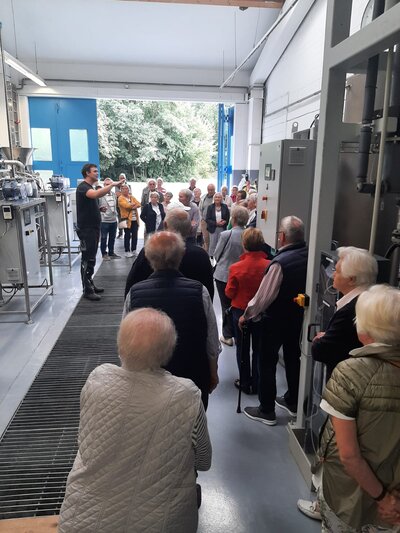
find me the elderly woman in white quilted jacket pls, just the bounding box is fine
[59,308,211,533]
[316,284,400,532]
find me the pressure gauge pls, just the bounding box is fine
[361,0,375,28]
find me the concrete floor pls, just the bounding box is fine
[0,237,319,532]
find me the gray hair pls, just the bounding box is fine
[356,284,400,344]
[148,178,156,185]
[337,246,378,287]
[280,216,305,243]
[248,193,257,203]
[149,191,160,200]
[118,308,177,371]
[145,231,185,271]
[119,173,126,179]
[179,188,193,202]
[165,208,191,239]
[231,205,249,228]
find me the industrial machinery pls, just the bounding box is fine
[286,1,400,487]
[40,189,79,271]
[0,150,53,323]
[256,139,316,249]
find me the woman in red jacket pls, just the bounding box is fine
[225,228,270,394]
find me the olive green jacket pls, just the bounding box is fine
[319,343,400,531]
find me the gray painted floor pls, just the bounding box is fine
[0,237,319,532]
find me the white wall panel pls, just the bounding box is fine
[261,0,369,144]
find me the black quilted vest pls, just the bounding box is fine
[128,270,210,392]
[264,241,308,322]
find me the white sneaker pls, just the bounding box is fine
[297,499,322,521]
[125,252,133,258]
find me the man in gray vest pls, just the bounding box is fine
[123,231,221,409]
[240,216,308,426]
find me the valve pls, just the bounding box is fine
[293,293,309,308]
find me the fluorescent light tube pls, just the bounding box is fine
[3,51,46,87]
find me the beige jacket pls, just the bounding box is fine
[59,364,207,533]
[319,344,400,530]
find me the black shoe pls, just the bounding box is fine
[108,253,121,259]
[275,396,297,417]
[243,406,276,426]
[196,483,202,509]
[83,292,101,301]
[90,282,104,294]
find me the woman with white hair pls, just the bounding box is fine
[140,190,166,236]
[205,192,230,257]
[312,246,378,378]
[315,284,400,532]
[59,308,211,533]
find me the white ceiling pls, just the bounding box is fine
[0,0,280,82]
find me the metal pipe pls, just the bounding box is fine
[0,159,25,171]
[362,55,380,124]
[220,0,300,89]
[0,23,14,163]
[369,47,394,253]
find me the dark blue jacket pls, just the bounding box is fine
[265,241,308,322]
[312,296,362,378]
[127,270,210,394]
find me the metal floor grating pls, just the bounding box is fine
[0,261,132,519]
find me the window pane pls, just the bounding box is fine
[69,129,88,162]
[31,128,52,161]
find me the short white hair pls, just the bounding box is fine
[356,284,400,344]
[280,216,304,243]
[145,231,185,271]
[118,308,177,371]
[337,246,378,287]
[148,179,156,185]
[149,191,160,200]
[119,173,126,179]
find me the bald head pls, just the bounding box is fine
[164,208,191,238]
[118,308,177,371]
[145,231,185,271]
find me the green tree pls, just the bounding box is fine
[97,100,217,181]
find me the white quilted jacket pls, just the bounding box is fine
[58,364,202,533]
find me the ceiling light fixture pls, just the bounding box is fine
[3,51,46,87]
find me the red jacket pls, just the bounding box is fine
[225,251,270,310]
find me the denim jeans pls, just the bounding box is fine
[100,222,117,256]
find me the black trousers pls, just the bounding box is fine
[124,221,139,252]
[215,279,233,339]
[258,317,302,413]
[231,307,260,391]
[77,227,100,294]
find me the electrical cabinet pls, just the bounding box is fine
[41,190,74,247]
[256,140,316,248]
[0,200,41,285]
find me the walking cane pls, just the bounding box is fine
[236,322,248,414]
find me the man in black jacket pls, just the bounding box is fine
[123,231,220,409]
[240,216,308,426]
[124,208,214,300]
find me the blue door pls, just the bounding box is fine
[28,97,100,187]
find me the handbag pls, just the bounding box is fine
[118,219,128,229]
